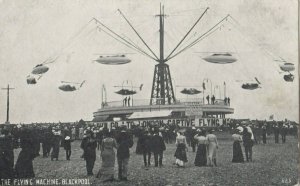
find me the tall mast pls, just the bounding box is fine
[2,84,14,124]
[159,5,164,62]
[150,4,175,105]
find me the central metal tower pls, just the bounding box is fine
[150,5,175,105]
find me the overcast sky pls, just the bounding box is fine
[0,0,298,123]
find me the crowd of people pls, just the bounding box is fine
[0,119,297,182]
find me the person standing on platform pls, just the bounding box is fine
[97,131,117,182]
[194,130,208,167]
[152,130,166,167]
[174,132,188,167]
[206,95,210,104]
[227,97,230,106]
[123,97,127,107]
[211,95,215,105]
[232,128,244,163]
[128,97,131,107]
[207,130,218,166]
[81,130,97,176]
[116,126,133,181]
[224,97,228,105]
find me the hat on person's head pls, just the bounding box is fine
[236,126,243,133]
[192,127,196,130]
[65,136,70,140]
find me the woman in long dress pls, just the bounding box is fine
[97,131,117,182]
[206,130,218,167]
[194,130,208,166]
[174,132,188,167]
[232,129,244,163]
[15,129,37,178]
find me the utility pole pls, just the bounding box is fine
[1,84,14,124]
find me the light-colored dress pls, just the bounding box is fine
[97,137,117,181]
[206,134,218,166]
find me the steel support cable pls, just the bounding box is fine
[166,7,209,60]
[63,26,98,53]
[178,15,230,52]
[227,15,278,59]
[117,9,159,61]
[43,19,97,65]
[166,14,230,61]
[98,27,151,58]
[167,25,222,63]
[93,17,156,59]
[92,17,157,61]
[57,19,96,56]
[121,35,152,58]
[166,17,199,53]
[166,21,226,61]
[226,18,282,75]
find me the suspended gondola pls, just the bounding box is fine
[283,73,294,82]
[180,88,202,95]
[241,77,261,90]
[201,52,237,64]
[31,57,57,75]
[26,75,37,85]
[115,88,137,95]
[59,80,86,92]
[94,54,132,65]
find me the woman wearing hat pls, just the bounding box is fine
[232,128,244,163]
[97,131,117,182]
[174,132,188,167]
[194,130,208,166]
[206,129,218,166]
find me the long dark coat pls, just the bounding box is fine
[15,130,36,178]
[81,137,97,161]
[151,135,166,153]
[140,134,153,153]
[116,131,133,159]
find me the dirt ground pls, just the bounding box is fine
[13,132,298,186]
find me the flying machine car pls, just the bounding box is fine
[180,88,201,95]
[115,89,137,95]
[59,80,86,92]
[26,75,37,84]
[279,63,295,72]
[94,54,132,65]
[274,58,295,72]
[31,57,57,75]
[241,77,261,90]
[32,64,49,74]
[114,83,143,95]
[283,74,294,82]
[201,53,237,64]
